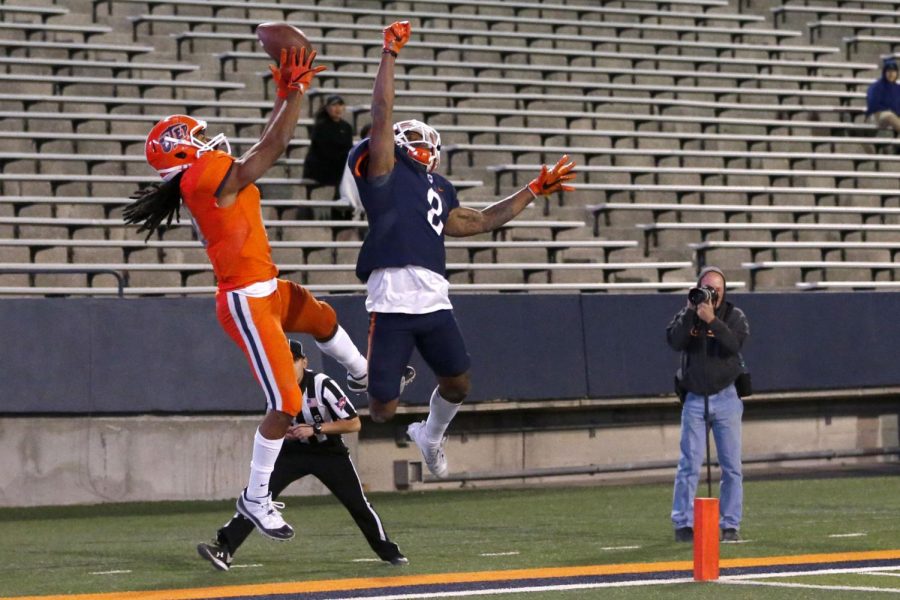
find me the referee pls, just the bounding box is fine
[198,339,409,570]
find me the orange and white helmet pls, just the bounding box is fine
[145,115,231,180]
[393,119,440,173]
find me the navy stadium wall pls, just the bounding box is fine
[1,293,898,413]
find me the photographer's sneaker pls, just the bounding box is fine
[407,421,448,478]
[399,366,416,396]
[197,541,232,571]
[236,489,294,541]
[346,371,368,393]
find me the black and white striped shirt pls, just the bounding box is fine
[291,369,357,454]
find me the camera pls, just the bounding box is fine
[688,285,719,307]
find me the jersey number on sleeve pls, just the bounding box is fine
[426,188,444,235]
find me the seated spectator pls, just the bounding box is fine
[303,95,354,198]
[866,57,900,135]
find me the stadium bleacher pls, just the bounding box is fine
[0,0,898,295]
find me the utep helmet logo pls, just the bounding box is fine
[159,123,189,152]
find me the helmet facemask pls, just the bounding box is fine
[393,119,441,173]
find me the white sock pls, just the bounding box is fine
[246,428,284,502]
[316,325,367,379]
[424,386,460,442]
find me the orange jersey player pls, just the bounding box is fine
[124,47,369,542]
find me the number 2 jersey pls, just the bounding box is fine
[179,150,278,291]
[349,140,459,284]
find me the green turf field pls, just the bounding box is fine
[0,474,897,598]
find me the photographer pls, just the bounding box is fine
[666,266,750,543]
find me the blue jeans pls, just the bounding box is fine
[671,384,743,530]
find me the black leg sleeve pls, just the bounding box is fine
[311,453,403,561]
[218,449,308,556]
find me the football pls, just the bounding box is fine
[256,22,313,62]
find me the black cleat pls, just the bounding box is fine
[197,541,232,571]
[384,554,409,566]
[721,528,741,542]
[674,527,694,543]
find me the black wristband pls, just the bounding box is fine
[383,48,398,58]
[313,422,323,435]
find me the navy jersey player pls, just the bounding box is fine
[349,21,576,477]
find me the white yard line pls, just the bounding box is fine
[330,577,695,600]
[723,565,900,581]
[480,552,520,557]
[89,570,132,576]
[599,546,642,551]
[723,580,900,593]
[829,533,868,538]
[230,563,264,569]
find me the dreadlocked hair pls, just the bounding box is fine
[123,172,184,242]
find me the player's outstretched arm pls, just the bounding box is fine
[445,155,576,237]
[217,47,325,206]
[368,20,410,180]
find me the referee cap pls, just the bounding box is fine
[289,339,305,360]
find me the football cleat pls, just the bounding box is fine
[399,366,416,396]
[346,371,368,393]
[197,541,232,571]
[407,421,448,478]
[384,554,409,566]
[236,489,294,541]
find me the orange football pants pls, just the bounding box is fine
[216,279,337,416]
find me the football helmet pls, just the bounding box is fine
[145,115,231,180]
[393,119,440,173]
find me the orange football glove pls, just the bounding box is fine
[269,47,327,99]
[528,154,577,197]
[383,21,411,56]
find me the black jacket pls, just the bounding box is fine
[303,117,354,185]
[667,301,750,395]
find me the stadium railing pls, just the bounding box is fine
[176,28,836,62]
[742,260,900,290]
[774,4,900,29]
[0,21,111,41]
[0,56,197,79]
[128,12,799,47]
[1,238,637,265]
[494,163,896,192]
[0,260,693,287]
[126,3,781,40]
[0,73,243,101]
[0,39,155,61]
[690,240,900,267]
[638,221,900,254]
[589,202,900,233]
[576,183,900,207]
[0,280,747,297]
[0,216,578,242]
[0,4,69,23]
[443,144,890,176]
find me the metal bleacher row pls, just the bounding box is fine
[1,0,900,295]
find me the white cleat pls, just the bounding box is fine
[346,371,368,393]
[236,489,294,541]
[407,420,448,478]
